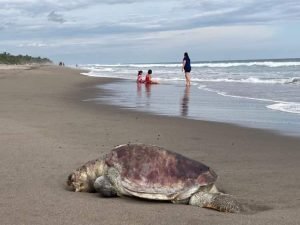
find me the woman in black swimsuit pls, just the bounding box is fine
[182,52,191,86]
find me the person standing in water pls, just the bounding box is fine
[182,52,191,86]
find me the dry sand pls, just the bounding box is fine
[0,65,299,225]
[0,64,39,70]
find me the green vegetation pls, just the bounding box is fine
[0,52,52,64]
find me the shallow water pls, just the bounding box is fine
[79,59,300,136]
[85,80,300,137]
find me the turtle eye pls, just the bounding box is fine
[67,173,75,186]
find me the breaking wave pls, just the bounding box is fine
[193,77,300,85]
[267,102,300,114]
[80,60,300,69]
[197,85,300,114]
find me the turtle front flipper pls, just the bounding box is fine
[106,167,128,197]
[189,192,241,213]
[94,176,117,197]
[94,167,126,197]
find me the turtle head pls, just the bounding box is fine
[67,170,91,192]
[67,158,107,192]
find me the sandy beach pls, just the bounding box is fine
[0,65,300,225]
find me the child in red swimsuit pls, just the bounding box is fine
[145,69,159,84]
[145,69,152,84]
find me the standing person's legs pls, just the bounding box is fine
[185,72,191,86]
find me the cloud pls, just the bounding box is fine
[48,11,66,23]
[1,0,300,63]
[1,0,300,32]
[18,42,48,47]
[182,0,300,24]
[2,0,299,45]
[5,24,272,50]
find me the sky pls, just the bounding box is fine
[1,0,300,64]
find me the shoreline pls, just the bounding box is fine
[1,65,300,225]
[83,77,300,138]
[78,60,300,137]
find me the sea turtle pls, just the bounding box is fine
[67,144,240,213]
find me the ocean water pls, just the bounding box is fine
[78,59,300,136]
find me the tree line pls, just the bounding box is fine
[0,52,52,64]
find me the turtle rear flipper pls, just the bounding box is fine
[189,192,241,213]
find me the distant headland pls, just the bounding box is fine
[0,52,52,65]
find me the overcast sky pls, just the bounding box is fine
[1,0,300,63]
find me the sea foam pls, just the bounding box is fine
[267,102,300,114]
[197,85,300,114]
[84,61,300,68]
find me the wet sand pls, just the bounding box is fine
[0,65,299,225]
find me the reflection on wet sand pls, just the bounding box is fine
[181,86,190,116]
[137,83,142,97]
[145,83,151,107]
[136,83,152,107]
[145,83,151,98]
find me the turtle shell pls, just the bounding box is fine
[104,144,217,200]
